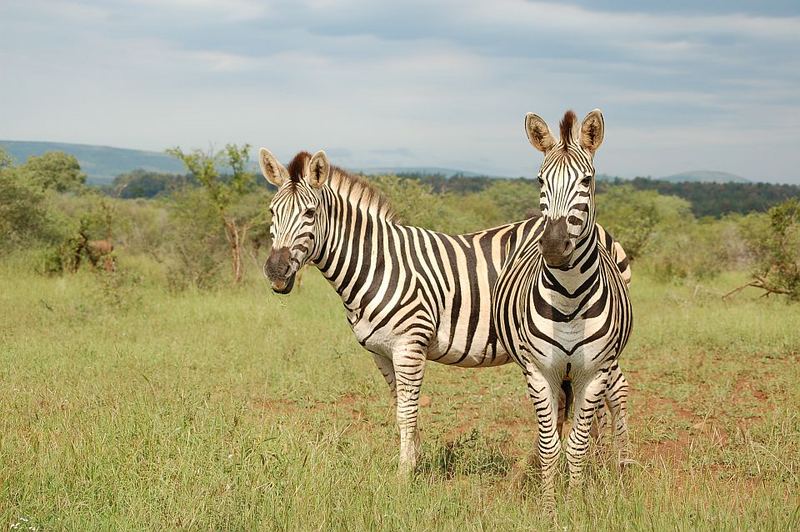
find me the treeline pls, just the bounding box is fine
[617,178,800,218]
[108,168,800,219]
[2,147,799,299]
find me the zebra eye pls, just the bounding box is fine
[581,175,592,186]
[304,208,316,217]
[537,176,544,187]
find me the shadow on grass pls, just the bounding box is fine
[418,428,514,480]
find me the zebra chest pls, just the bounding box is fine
[345,307,396,357]
[526,308,622,369]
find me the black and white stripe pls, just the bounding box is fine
[259,147,631,476]
[493,110,633,511]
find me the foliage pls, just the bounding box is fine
[607,177,800,218]
[21,151,87,192]
[112,169,193,199]
[596,185,692,262]
[0,166,54,250]
[371,175,470,234]
[163,187,228,291]
[738,199,800,299]
[167,144,268,285]
[372,176,539,234]
[0,147,14,169]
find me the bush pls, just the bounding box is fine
[0,165,62,252]
[164,187,228,291]
[739,199,800,299]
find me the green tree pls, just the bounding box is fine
[0,147,14,169]
[167,144,266,284]
[22,151,86,192]
[112,169,190,199]
[0,165,53,250]
[737,199,800,300]
[597,186,692,261]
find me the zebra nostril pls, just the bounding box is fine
[563,240,574,256]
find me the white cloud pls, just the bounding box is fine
[129,0,267,21]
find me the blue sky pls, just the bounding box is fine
[1,1,799,183]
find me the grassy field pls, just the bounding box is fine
[1,258,799,530]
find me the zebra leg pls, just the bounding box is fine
[525,369,561,513]
[393,346,426,476]
[371,353,397,414]
[565,369,610,489]
[604,362,633,468]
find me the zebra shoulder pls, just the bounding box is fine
[595,223,632,286]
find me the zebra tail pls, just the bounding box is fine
[561,379,573,420]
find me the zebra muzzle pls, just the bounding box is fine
[265,247,296,293]
[540,217,574,267]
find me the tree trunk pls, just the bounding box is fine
[224,219,251,285]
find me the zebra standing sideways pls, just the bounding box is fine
[493,109,633,511]
[259,147,630,476]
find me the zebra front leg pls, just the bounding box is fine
[371,353,397,416]
[393,345,426,476]
[525,369,561,514]
[566,368,610,489]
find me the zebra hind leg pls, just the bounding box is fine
[393,345,427,477]
[371,353,397,419]
[605,362,633,469]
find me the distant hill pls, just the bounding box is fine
[354,166,496,178]
[0,140,186,184]
[659,170,750,184]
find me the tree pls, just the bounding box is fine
[0,165,53,250]
[167,144,266,284]
[596,186,692,261]
[112,169,191,199]
[22,151,86,192]
[734,199,800,300]
[0,148,13,169]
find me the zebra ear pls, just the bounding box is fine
[580,109,604,155]
[259,147,288,187]
[307,150,330,189]
[525,113,555,153]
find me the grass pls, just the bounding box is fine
[1,258,799,530]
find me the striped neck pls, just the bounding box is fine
[310,173,396,306]
[540,224,600,297]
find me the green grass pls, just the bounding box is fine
[1,259,799,530]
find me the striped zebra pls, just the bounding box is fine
[492,109,633,511]
[259,147,630,475]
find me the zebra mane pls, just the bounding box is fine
[559,110,577,148]
[284,150,396,221]
[327,166,398,222]
[287,151,311,183]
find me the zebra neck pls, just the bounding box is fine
[539,226,600,297]
[312,189,390,306]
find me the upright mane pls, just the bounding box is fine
[559,110,577,148]
[285,151,397,222]
[287,151,311,183]
[327,166,398,222]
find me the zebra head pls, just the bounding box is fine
[524,109,605,268]
[259,148,330,294]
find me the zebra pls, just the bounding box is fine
[492,109,633,511]
[258,147,630,475]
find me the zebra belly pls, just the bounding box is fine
[351,313,512,368]
[426,333,512,368]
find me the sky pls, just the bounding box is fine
[1,0,799,183]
